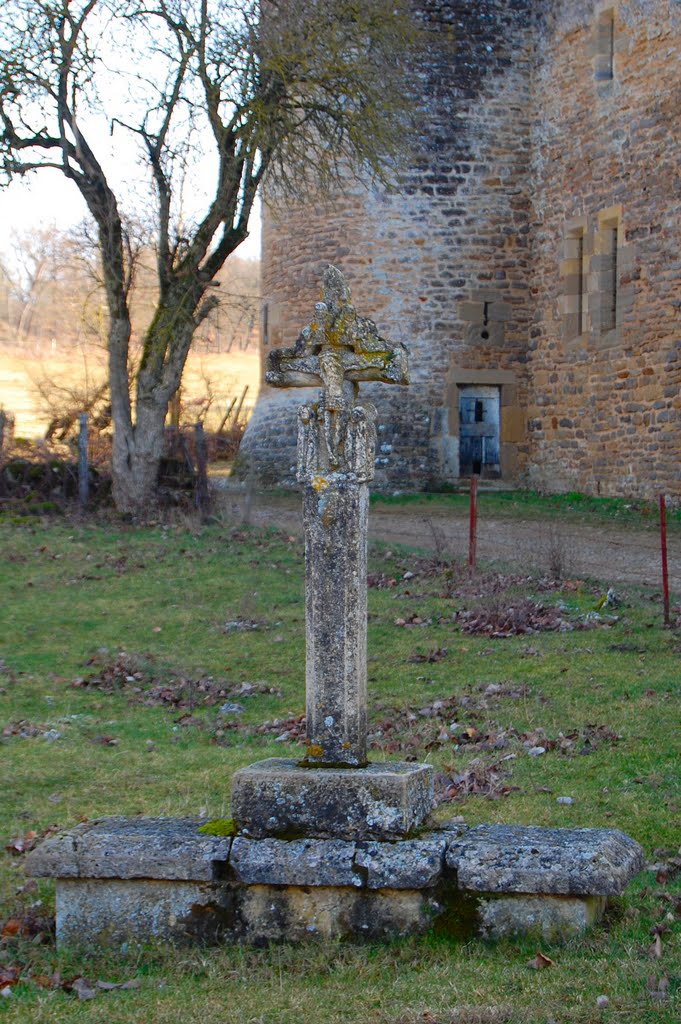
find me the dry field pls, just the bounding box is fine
[0,343,261,438]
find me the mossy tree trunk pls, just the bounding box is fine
[110,283,210,516]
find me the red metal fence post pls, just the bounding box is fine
[659,493,670,627]
[468,475,478,574]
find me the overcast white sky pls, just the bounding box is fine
[0,174,261,265]
[0,5,264,270]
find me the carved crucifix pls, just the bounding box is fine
[266,266,409,767]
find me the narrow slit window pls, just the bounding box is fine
[602,225,618,333]
[577,233,585,334]
[609,226,618,329]
[563,222,587,340]
[596,10,615,81]
[262,302,269,346]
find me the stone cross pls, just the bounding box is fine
[266,266,409,767]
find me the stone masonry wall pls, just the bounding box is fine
[243,0,681,499]
[242,0,535,488]
[527,1,681,499]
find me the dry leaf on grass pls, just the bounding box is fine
[4,825,59,856]
[70,977,97,1000]
[527,951,554,970]
[96,978,141,991]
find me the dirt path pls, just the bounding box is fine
[230,493,680,592]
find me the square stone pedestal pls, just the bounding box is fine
[25,817,646,947]
[230,758,434,839]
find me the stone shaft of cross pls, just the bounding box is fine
[265,266,409,766]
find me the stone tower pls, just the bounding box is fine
[241,0,681,500]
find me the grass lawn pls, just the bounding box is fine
[0,509,679,1023]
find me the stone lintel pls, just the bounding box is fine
[230,835,449,890]
[51,880,610,947]
[25,817,231,882]
[354,837,447,889]
[446,825,645,895]
[230,759,434,840]
[231,837,359,888]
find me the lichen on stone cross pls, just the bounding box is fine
[265,266,409,767]
[266,265,409,478]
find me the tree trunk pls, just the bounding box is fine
[111,398,168,516]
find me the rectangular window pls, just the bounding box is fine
[262,302,269,346]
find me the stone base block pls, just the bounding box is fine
[239,885,437,943]
[478,895,608,942]
[446,824,646,895]
[231,758,434,839]
[25,816,231,881]
[56,879,233,946]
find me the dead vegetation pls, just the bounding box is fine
[71,650,280,711]
[455,597,568,636]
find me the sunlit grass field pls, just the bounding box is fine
[0,346,259,439]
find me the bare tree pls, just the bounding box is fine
[2,225,105,346]
[0,0,419,514]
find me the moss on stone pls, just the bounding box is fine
[198,818,238,837]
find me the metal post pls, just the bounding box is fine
[660,493,670,627]
[78,413,89,509]
[468,474,478,573]
[195,421,209,515]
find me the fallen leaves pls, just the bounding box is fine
[213,713,306,746]
[407,648,448,664]
[367,572,398,589]
[0,966,20,988]
[4,831,38,855]
[2,720,59,739]
[652,846,681,885]
[5,825,59,856]
[253,714,306,743]
[0,968,141,1000]
[72,650,280,714]
[457,599,568,637]
[1,906,54,942]
[437,755,518,802]
[647,975,670,1002]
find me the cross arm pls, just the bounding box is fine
[266,341,409,389]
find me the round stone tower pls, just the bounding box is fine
[242,0,681,501]
[241,0,536,488]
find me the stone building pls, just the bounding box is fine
[241,0,681,500]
